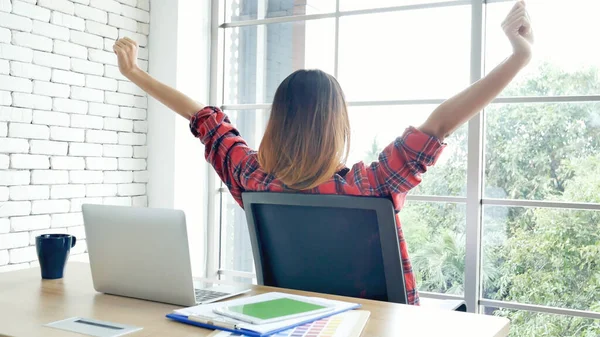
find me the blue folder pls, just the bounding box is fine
[165,302,360,337]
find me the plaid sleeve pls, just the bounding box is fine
[189,106,252,204]
[365,126,446,198]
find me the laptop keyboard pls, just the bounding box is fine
[195,289,230,303]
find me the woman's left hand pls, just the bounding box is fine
[502,1,534,64]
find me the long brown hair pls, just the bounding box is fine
[258,69,351,190]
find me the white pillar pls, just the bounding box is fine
[148,0,211,277]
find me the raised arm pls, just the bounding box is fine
[419,0,534,140]
[113,37,203,120]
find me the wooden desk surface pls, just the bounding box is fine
[0,262,509,337]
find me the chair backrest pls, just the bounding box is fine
[241,192,408,304]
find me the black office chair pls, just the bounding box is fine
[241,192,467,311]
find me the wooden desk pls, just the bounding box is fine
[0,262,509,337]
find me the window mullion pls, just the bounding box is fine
[207,0,226,279]
[464,0,485,314]
[334,0,341,78]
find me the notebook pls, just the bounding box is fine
[166,292,361,337]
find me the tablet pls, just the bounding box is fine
[212,297,335,325]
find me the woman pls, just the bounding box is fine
[113,1,533,305]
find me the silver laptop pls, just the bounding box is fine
[82,204,251,307]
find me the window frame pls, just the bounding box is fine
[206,0,600,320]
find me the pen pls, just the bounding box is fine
[187,315,239,330]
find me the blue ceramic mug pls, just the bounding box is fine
[35,234,76,279]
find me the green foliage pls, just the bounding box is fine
[362,63,600,336]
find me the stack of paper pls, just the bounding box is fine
[208,310,371,337]
[166,292,361,337]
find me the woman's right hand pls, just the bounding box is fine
[113,37,141,79]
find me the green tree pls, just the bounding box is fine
[493,156,600,336]
[367,63,600,336]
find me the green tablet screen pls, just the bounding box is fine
[225,298,327,320]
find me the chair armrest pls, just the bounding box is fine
[420,298,467,312]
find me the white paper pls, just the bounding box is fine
[173,292,359,334]
[44,317,142,337]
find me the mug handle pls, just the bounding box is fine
[71,236,77,248]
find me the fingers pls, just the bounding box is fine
[502,10,526,32]
[502,7,526,27]
[113,38,138,51]
[123,37,138,47]
[506,12,531,31]
[502,0,526,24]
[113,39,126,55]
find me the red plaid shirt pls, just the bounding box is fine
[190,106,446,305]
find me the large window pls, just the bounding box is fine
[208,0,600,335]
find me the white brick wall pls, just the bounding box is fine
[33,50,70,70]
[12,32,53,52]
[54,40,86,59]
[51,212,83,228]
[34,80,71,98]
[0,12,34,32]
[71,58,103,75]
[32,110,70,126]
[71,86,103,102]
[74,4,107,24]
[69,142,101,156]
[108,13,136,31]
[117,183,144,196]
[33,21,70,41]
[30,140,68,155]
[104,117,131,132]
[0,107,33,123]
[9,122,49,139]
[86,183,116,197]
[118,132,145,145]
[11,93,52,110]
[52,69,85,86]
[50,126,84,141]
[85,74,117,91]
[31,169,68,184]
[86,129,116,143]
[0,74,32,92]
[11,215,51,231]
[102,144,131,157]
[70,170,102,183]
[70,30,103,49]
[85,157,116,170]
[30,170,68,185]
[85,21,117,39]
[51,184,86,198]
[53,98,87,114]
[103,170,132,183]
[0,0,149,269]
[31,199,69,214]
[12,1,51,22]
[0,170,30,185]
[9,186,49,200]
[89,0,121,15]
[10,154,50,169]
[70,114,103,129]
[131,195,148,207]
[51,12,85,31]
[10,61,52,81]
